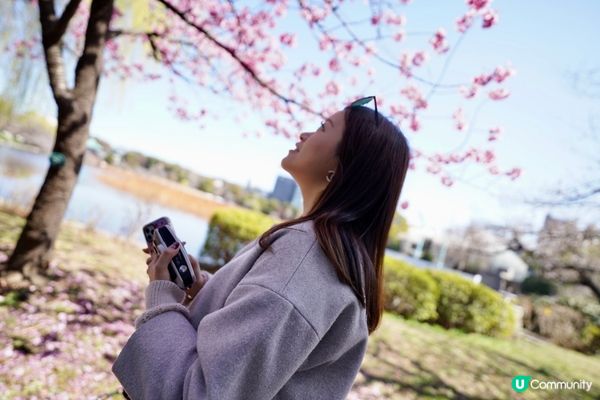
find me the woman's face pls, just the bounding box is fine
[281,109,346,188]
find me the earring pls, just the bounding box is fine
[326,170,335,182]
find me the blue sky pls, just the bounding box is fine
[5,0,600,234]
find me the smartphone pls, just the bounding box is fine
[142,216,171,248]
[142,217,197,290]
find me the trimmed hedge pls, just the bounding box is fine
[383,258,516,338]
[383,257,439,322]
[200,208,277,265]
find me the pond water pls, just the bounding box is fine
[0,145,210,258]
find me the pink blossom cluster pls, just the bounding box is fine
[400,85,428,110]
[417,147,521,187]
[6,0,521,186]
[299,2,332,27]
[430,28,450,54]
[460,64,516,100]
[456,0,499,32]
[399,51,428,78]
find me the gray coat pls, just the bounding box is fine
[112,219,368,399]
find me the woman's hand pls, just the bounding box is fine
[143,242,180,282]
[143,244,210,304]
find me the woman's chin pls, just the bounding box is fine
[281,151,296,170]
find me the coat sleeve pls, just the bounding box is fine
[112,282,320,400]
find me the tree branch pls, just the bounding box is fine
[314,2,464,89]
[51,0,83,43]
[108,29,196,47]
[74,0,113,98]
[555,187,600,203]
[38,0,72,105]
[156,0,323,118]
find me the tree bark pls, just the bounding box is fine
[1,0,113,282]
[578,269,600,302]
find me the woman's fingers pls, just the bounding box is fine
[189,254,199,269]
[145,256,152,265]
[155,245,179,268]
[183,257,210,303]
[189,260,201,287]
[142,247,150,254]
[201,271,210,285]
[189,255,207,285]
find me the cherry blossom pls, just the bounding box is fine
[441,176,454,187]
[492,65,516,83]
[482,9,499,28]
[410,114,421,132]
[412,51,427,67]
[401,86,428,110]
[489,88,510,100]
[427,163,442,174]
[279,33,296,47]
[460,85,478,99]
[452,108,468,131]
[506,167,522,180]
[393,31,405,42]
[456,10,476,33]
[1,0,523,210]
[430,28,450,53]
[383,10,407,26]
[325,81,340,95]
[467,0,491,11]
[329,58,341,72]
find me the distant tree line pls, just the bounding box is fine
[106,148,299,220]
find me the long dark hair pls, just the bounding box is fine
[258,105,410,334]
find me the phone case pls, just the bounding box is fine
[142,217,197,290]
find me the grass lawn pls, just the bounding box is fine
[353,313,600,399]
[1,208,599,399]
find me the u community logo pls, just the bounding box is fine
[511,375,593,393]
[511,375,532,393]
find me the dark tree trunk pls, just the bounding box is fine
[578,269,600,302]
[4,101,88,275]
[1,0,113,283]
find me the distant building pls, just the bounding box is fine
[269,176,301,210]
[396,225,449,268]
[397,224,530,293]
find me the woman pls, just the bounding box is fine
[112,96,410,399]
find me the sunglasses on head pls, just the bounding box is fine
[349,96,379,127]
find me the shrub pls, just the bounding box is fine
[426,270,473,330]
[521,296,600,354]
[520,274,557,295]
[426,269,516,337]
[467,283,516,337]
[581,323,600,355]
[382,257,439,322]
[200,208,277,265]
[382,260,516,337]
